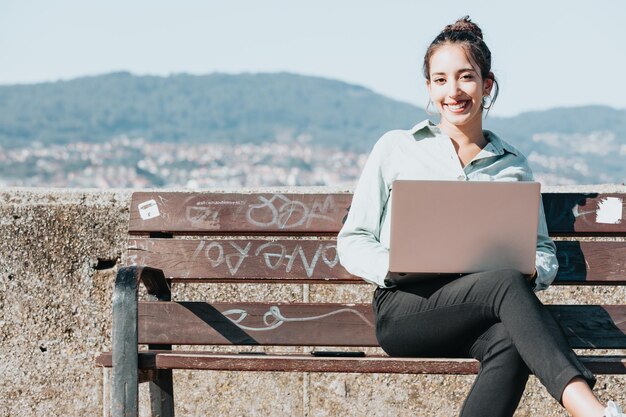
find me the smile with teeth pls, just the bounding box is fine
[444,101,469,112]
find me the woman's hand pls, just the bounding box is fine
[527,268,538,285]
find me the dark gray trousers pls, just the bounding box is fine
[373,269,595,417]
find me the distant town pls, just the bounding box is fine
[0,130,623,188]
[0,136,367,188]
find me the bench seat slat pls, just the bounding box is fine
[129,239,626,284]
[95,352,626,375]
[128,192,626,235]
[138,302,626,349]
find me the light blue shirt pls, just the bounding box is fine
[337,119,559,291]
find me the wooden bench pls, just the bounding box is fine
[96,190,626,417]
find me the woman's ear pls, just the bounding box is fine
[483,72,494,95]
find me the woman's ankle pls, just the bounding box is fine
[561,377,605,417]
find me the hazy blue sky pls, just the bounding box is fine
[1,0,624,116]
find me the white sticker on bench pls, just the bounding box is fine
[138,199,160,220]
[595,197,623,224]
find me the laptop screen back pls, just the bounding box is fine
[387,180,540,284]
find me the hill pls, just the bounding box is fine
[1,72,625,153]
[0,72,426,150]
[486,106,626,155]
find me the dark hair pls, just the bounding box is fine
[423,16,499,116]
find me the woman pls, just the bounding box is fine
[337,16,624,417]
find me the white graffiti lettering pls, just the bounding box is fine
[225,242,252,275]
[204,241,225,267]
[221,305,374,331]
[246,194,336,229]
[254,242,287,270]
[321,244,339,268]
[197,241,339,277]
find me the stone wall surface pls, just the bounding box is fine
[0,186,624,417]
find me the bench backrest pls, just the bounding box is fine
[127,191,626,349]
[128,191,626,284]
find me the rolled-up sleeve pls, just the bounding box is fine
[337,136,391,287]
[518,161,559,291]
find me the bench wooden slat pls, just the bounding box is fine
[550,305,626,348]
[129,192,351,234]
[137,302,626,349]
[128,238,626,284]
[543,193,626,235]
[128,192,626,235]
[139,302,375,347]
[555,241,626,284]
[128,238,353,282]
[95,352,626,375]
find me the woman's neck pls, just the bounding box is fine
[438,120,487,149]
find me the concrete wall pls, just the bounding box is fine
[0,186,624,417]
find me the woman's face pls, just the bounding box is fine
[426,44,493,130]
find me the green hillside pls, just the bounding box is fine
[0,72,425,151]
[486,106,626,155]
[0,72,624,155]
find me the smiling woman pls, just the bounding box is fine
[336,15,626,417]
[423,17,498,168]
[427,43,492,123]
[424,17,498,117]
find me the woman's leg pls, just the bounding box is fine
[461,323,530,417]
[374,268,596,413]
[562,377,606,417]
[374,276,529,417]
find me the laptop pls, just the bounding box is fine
[386,179,540,284]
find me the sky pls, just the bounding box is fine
[1,0,625,117]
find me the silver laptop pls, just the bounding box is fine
[386,180,540,284]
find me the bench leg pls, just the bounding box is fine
[111,266,171,417]
[111,267,139,417]
[148,344,174,417]
[150,369,175,417]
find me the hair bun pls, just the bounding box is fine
[443,16,483,40]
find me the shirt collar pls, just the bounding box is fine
[409,119,436,135]
[482,130,519,157]
[409,119,518,157]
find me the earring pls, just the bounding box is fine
[481,95,492,110]
[425,99,435,115]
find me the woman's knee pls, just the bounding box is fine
[493,268,530,292]
[498,268,525,280]
[469,268,527,292]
